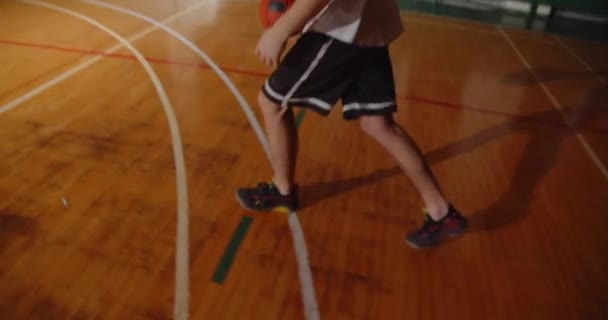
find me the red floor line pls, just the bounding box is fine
[402,94,547,121]
[402,95,608,135]
[1,38,606,135]
[0,38,269,77]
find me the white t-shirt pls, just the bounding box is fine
[303,0,403,47]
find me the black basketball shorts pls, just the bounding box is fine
[262,31,397,120]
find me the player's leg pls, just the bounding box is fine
[257,90,298,197]
[359,114,449,217]
[342,46,468,248]
[362,115,467,248]
[236,32,354,212]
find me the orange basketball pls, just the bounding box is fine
[259,0,294,28]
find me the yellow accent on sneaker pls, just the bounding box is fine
[272,206,291,213]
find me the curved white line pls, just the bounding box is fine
[18,1,191,319]
[0,1,207,115]
[77,1,320,319]
[79,0,271,158]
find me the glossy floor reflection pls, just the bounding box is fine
[0,0,607,319]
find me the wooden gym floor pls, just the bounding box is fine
[1,0,607,319]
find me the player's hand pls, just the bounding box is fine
[255,27,288,66]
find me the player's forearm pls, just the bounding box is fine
[272,0,329,37]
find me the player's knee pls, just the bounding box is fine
[257,91,281,116]
[360,115,393,137]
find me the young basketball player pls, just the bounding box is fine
[236,0,468,248]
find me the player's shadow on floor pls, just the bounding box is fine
[427,109,569,233]
[299,69,606,234]
[298,166,403,210]
[455,79,607,233]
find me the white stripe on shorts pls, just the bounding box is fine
[280,38,334,107]
[343,101,395,112]
[264,81,332,111]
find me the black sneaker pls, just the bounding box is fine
[235,182,297,213]
[405,205,468,249]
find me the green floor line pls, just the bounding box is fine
[295,108,307,127]
[211,107,307,284]
[212,216,253,284]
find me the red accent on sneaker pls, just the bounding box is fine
[444,217,459,228]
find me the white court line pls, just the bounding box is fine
[552,36,607,85]
[0,0,207,114]
[78,0,271,157]
[17,1,191,320]
[77,1,320,319]
[497,26,608,181]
